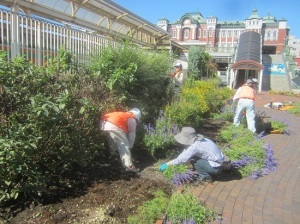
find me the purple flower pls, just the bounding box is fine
[232,156,256,169]
[172,169,197,186]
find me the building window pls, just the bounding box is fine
[209,28,213,37]
[222,30,226,37]
[173,29,177,38]
[267,30,271,39]
[203,29,207,37]
[234,30,238,37]
[273,30,277,39]
[228,30,232,37]
[198,29,201,38]
[184,29,189,39]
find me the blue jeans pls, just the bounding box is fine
[193,159,223,180]
[234,98,256,133]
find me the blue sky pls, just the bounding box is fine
[113,0,300,38]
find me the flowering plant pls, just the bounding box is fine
[143,110,179,157]
[270,119,290,134]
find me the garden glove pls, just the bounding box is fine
[159,163,167,172]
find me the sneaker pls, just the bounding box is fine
[125,165,140,173]
[200,176,213,183]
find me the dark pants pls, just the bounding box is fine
[193,159,223,180]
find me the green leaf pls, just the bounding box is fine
[79,107,85,114]
[59,104,66,110]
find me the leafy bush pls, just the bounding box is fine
[0,51,111,205]
[89,41,173,123]
[270,119,290,134]
[286,102,300,116]
[0,43,177,206]
[188,47,217,79]
[127,190,169,224]
[166,192,215,224]
[166,78,232,128]
[128,191,215,224]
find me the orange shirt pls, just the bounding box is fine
[101,112,135,133]
[239,86,255,100]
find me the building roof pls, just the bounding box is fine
[172,12,206,25]
[231,31,264,70]
[218,21,245,28]
[247,8,261,19]
[1,0,171,49]
[263,12,277,24]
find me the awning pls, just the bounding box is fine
[231,31,263,70]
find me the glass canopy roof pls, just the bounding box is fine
[2,0,174,48]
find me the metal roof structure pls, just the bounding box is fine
[2,0,185,50]
[231,31,264,70]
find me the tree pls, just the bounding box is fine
[188,47,217,79]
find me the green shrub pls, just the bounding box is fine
[166,78,232,128]
[0,43,176,206]
[127,190,169,224]
[166,192,215,223]
[128,191,215,224]
[89,41,173,124]
[286,102,300,116]
[270,119,288,133]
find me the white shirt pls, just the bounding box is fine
[170,138,224,167]
[173,71,184,87]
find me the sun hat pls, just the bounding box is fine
[174,127,204,145]
[174,62,182,68]
[129,108,141,121]
[246,79,254,84]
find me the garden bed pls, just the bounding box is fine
[2,119,225,224]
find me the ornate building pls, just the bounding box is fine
[157,8,289,55]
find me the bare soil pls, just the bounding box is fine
[2,119,226,224]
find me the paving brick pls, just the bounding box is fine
[188,92,300,223]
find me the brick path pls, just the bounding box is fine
[189,92,300,224]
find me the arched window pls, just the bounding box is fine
[184,29,190,39]
[173,29,177,38]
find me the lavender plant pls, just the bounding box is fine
[220,123,278,179]
[143,110,179,157]
[229,142,278,179]
[171,169,198,187]
[166,192,215,224]
[128,191,216,224]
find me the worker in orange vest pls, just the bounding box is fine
[100,108,141,173]
[233,79,256,133]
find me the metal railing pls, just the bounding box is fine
[281,46,299,89]
[0,7,116,66]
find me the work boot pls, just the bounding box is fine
[125,165,140,173]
